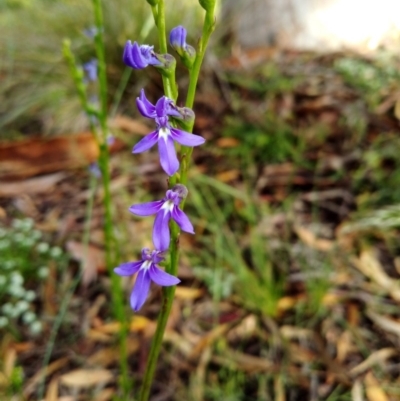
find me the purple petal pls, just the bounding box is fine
[169,26,187,49]
[129,200,163,216]
[171,207,194,234]
[131,42,148,69]
[149,264,180,286]
[130,270,151,311]
[170,128,205,147]
[158,134,179,176]
[123,41,142,69]
[153,210,171,251]
[132,131,159,153]
[136,89,156,118]
[114,261,142,276]
[155,97,171,118]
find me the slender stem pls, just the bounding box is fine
[185,9,216,110]
[92,0,108,139]
[156,0,175,100]
[92,0,130,396]
[110,67,132,118]
[181,8,216,185]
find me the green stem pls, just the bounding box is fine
[110,67,132,118]
[185,8,216,110]
[181,8,215,185]
[92,0,130,396]
[155,0,175,100]
[92,0,108,139]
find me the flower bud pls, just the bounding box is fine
[169,26,196,69]
[172,184,189,201]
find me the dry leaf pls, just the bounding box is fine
[0,132,98,180]
[45,377,59,401]
[94,316,153,334]
[366,311,400,337]
[280,326,312,340]
[190,324,230,360]
[87,338,139,367]
[66,241,105,286]
[174,286,204,300]
[277,295,305,313]
[214,349,273,373]
[364,372,389,401]
[274,375,286,401]
[0,172,67,198]
[23,357,69,397]
[352,379,364,401]
[350,348,396,376]
[110,115,151,136]
[354,249,400,301]
[96,388,116,401]
[336,331,353,363]
[86,330,114,343]
[216,137,240,148]
[294,224,334,251]
[215,169,240,183]
[227,314,257,342]
[4,347,16,378]
[60,369,113,388]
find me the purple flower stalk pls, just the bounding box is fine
[114,248,180,311]
[133,90,205,176]
[123,41,163,69]
[130,184,194,251]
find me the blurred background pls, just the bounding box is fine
[2,0,400,400]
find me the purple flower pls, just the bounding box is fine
[129,184,194,251]
[83,59,98,82]
[169,26,196,68]
[133,90,205,176]
[114,248,180,311]
[123,41,162,69]
[169,26,188,52]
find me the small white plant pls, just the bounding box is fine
[0,218,66,336]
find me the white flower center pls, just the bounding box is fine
[161,200,174,215]
[158,127,171,140]
[141,260,152,270]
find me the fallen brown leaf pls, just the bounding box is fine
[45,376,59,401]
[60,369,113,388]
[66,241,105,286]
[0,172,67,198]
[23,357,69,397]
[0,132,98,180]
[294,224,334,252]
[364,371,389,401]
[350,348,396,376]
